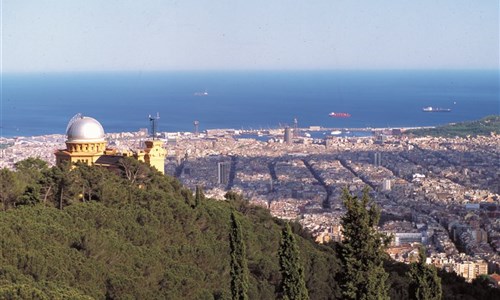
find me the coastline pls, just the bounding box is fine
[0,125,437,140]
[1,70,497,137]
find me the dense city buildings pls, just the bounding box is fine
[1,127,499,282]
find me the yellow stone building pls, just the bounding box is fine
[133,140,167,173]
[55,115,166,174]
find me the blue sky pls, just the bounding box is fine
[2,0,499,72]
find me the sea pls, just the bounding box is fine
[1,70,499,137]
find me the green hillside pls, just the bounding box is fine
[0,159,340,299]
[0,158,498,299]
[406,115,500,137]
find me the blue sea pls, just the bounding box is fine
[1,70,499,137]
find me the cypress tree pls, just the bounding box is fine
[339,187,390,300]
[229,211,249,300]
[278,223,309,300]
[194,185,205,208]
[408,247,442,300]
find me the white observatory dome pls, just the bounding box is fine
[66,115,105,143]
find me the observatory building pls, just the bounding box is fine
[55,114,166,174]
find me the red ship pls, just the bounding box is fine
[329,112,351,118]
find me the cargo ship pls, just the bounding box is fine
[422,106,451,112]
[329,112,351,118]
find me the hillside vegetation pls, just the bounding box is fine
[406,115,500,137]
[0,158,499,299]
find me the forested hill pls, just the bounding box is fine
[0,158,340,299]
[406,115,500,137]
[0,158,498,299]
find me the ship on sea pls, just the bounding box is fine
[422,106,451,112]
[329,112,351,118]
[194,90,208,96]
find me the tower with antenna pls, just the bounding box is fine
[148,113,160,140]
[193,120,199,135]
[143,112,166,174]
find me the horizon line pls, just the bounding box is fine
[2,68,499,75]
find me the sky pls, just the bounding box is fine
[1,0,499,72]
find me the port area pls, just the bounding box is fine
[235,126,436,141]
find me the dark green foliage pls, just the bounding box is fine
[229,211,249,300]
[406,115,500,137]
[14,158,49,180]
[471,274,493,289]
[278,223,309,300]
[225,190,244,201]
[0,283,92,299]
[181,188,194,206]
[0,159,494,299]
[339,187,390,300]
[51,164,79,209]
[408,247,442,300]
[384,260,411,300]
[0,159,341,299]
[384,259,500,300]
[439,269,500,300]
[194,185,205,208]
[118,157,151,185]
[0,168,24,210]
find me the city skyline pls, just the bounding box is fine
[2,0,499,72]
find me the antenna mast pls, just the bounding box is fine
[148,112,160,140]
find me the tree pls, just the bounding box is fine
[0,168,24,210]
[181,189,194,206]
[225,190,243,202]
[194,185,205,208]
[408,247,442,300]
[49,164,78,209]
[14,158,52,206]
[278,223,309,300]
[339,187,390,300]
[229,211,249,300]
[118,157,150,185]
[14,157,48,183]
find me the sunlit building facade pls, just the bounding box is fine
[55,114,166,174]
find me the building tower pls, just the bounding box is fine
[133,113,166,173]
[140,140,167,174]
[373,152,382,166]
[194,120,199,135]
[217,161,230,185]
[284,126,292,144]
[381,179,391,191]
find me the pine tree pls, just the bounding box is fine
[229,211,249,300]
[0,168,24,210]
[339,187,390,300]
[408,247,442,300]
[278,223,309,300]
